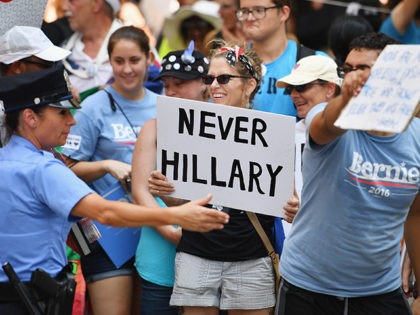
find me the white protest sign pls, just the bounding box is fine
[156,96,295,217]
[334,45,420,133]
[0,0,48,35]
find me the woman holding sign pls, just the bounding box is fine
[131,42,210,315]
[61,26,157,315]
[145,42,299,315]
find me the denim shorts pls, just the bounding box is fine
[170,252,275,310]
[140,277,178,315]
[80,241,135,283]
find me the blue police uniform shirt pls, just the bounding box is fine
[0,135,93,282]
[280,104,420,297]
[62,86,157,194]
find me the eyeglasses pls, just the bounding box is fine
[236,5,280,21]
[283,81,325,95]
[202,74,251,85]
[336,65,371,78]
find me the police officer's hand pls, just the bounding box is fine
[174,194,229,232]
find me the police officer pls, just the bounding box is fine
[0,65,229,314]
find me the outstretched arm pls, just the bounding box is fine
[309,70,367,146]
[71,193,229,232]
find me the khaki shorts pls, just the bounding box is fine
[170,252,275,310]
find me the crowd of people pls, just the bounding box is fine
[0,0,419,314]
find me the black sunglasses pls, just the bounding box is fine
[202,74,251,85]
[283,81,325,95]
[336,65,371,78]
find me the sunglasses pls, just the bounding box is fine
[202,74,251,85]
[336,65,371,78]
[283,81,325,95]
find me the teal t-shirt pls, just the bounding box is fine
[134,197,177,287]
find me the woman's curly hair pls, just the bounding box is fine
[209,40,263,104]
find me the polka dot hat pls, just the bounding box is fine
[154,48,210,81]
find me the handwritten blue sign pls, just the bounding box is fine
[335,45,420,133]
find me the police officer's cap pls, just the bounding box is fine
[0,65,80,113]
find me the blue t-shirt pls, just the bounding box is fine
[380,16,420,44]
[254,40,327,254]
[253,40,327,117]
[0,136,93,281]
[62,86,157,194]
[280,103,420,297]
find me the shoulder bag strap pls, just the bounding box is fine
[246,211,281,295]
[245,211,275,254]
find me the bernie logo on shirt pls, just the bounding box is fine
[63,134,81,150]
